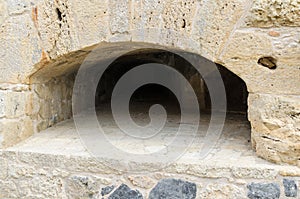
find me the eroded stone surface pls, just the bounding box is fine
[200,183,246,199]
[248,93,300,166]
[245,0,300,27]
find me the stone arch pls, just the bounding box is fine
[0,0,299,167]
[28,41,249,124]
[25,40,250,162]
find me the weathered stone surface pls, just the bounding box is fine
[247,182,280,199]
[248,93,300,166]
[0,0,299,178]
[0,117,33,148]
[65,175,101,199]
[199,183,246,199]
[245,0,300,27]
[128,175,155,189]
[109,0,129,34]
[283,179,298,197]
[0,91,31,119]
[108,184,143,199]
[149,178,196,199]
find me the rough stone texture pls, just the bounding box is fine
[283,179,298,197]
[128,175,155,189]
[247,182,280,199]
[149,178,196,199]
[108,184,143,199]
[0,0,299,177]
[65,175,111,199]
[199,183,246,199]
[0,140,300,198]
[248,93,300,166]
[245,0,300,27]
[31,73,74,133]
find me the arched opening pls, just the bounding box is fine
[94,49,248,122]
[24,44,251,164]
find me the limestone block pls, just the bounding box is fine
[162,0,197,33]
[65,175,114,199]
[248,93,300,165]
[245,0,300,27]
[199,183,246,199]
[34,0,77,59]
[270,28,300,61]
[70,0,110,48]
[192,0,248,60]
[130,0,163,30]
[0,91,31,119]
[0,13,42,84]
[220,30,300,95]
[0,117,33,148]
[109,0,130,34]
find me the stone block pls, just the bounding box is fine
[149,178,196,199]
[248,93,300,165]
[0,117,33,148]
[200,183,246,199]
[247,182,280,199]
[108,184,143,199]
[0,91,31,119]
[283,179,298,197]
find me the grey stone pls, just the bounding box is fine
[247,182,280,199]
[108,184,143,199]
[283,179,297,197]
[101,185,115,196]
[149,178,196,199]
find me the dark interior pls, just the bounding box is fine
[95,49,248,116]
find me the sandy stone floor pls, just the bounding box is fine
[8,104,283,169]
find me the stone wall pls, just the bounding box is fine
[0,0,299,166]
[0,150,299,198]
[31,73,75,133]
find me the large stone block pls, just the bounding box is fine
[149,178,196,199]
[0,91,31,119]
[247,182,280,199]
[248,93,300,165]
[0,117,33,148]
